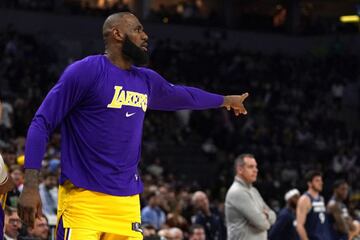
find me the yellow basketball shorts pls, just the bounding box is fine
[56,181,143,240]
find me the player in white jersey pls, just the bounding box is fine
[0,101,15,239]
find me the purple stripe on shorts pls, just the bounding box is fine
[57,216,65,240]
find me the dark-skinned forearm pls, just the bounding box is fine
[23,169,40,189]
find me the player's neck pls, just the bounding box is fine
[105,50,132,70]
[333,194,342,202]
[286,203,296,211]
[308,188,319,198]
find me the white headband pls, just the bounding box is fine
[284,189,300,201]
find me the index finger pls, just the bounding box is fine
[240,92,249,101]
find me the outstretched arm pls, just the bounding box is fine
[146,69,249,116]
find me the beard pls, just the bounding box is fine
[312,185,322,193]
[122,35,149,66]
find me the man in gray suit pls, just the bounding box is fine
[225,153,276,240]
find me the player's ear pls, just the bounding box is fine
[236,165,242,174]
[112,28,125,42]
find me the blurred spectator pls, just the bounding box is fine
[1,150,17,167]
[141,192,166,230]
[269,188,300,240]
[147,157,164,178]
[0,100,13,128]
[164,189,190,232]
[280,162,299,186]
[332,150,357,175]
[4,207,22,240]
[0,99,13,140]
[166,201,189,232]
[142,223,157,238]
[189,224,206,240]
[22,216,50,240]
[39,170,58,216]
[6,165,24,208]
[332,79,344,108]
[158,228,169,239]
[167,227,184,240]
[191,191,226,240]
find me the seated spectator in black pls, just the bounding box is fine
[327,180,360,240]
[4,207,22,240]
[189,224,206,240]
[191,191,226,240]
[269,189,300,240]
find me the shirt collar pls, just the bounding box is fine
[235,176,252,188]
[4,233,16,240]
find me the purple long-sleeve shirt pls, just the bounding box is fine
[25,55,224,196]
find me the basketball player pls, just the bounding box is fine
[327,180,360,240]
[268,188,300,240]
[0,101,15,239]
[17,12,249,240]
[296,170,331,240]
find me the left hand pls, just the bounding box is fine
[222,93,249,116]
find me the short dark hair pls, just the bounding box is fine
[189,224,204,235]
[4,206,17,216]
[333,179,347,190]
[146,192,157,201]
[305,170,322,183]
[142,223,156,230]
[10,164,23,173]
[234,153,255,169]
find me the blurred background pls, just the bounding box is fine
[0,0,360,239]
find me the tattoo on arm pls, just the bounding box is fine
[24,169,40,189]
